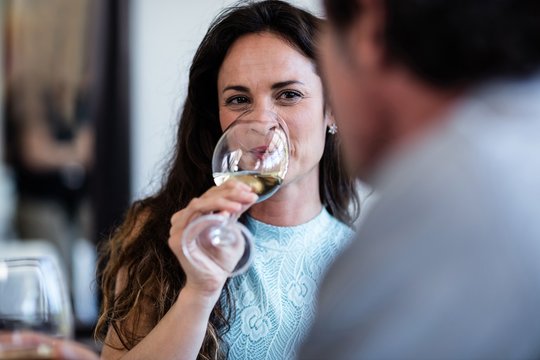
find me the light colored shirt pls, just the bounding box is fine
[223,208,353,360]
[300,74,540,359]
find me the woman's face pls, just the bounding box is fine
[217,32,330,187]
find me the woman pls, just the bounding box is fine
[96,1,359,359]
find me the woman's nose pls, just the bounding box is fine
[237,108,280,132]
[235,99,289,137]
[239,106,278,122]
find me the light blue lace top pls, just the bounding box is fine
[222,208,354,359]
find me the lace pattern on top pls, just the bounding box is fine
[222,209,354,359]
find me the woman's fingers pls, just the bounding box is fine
[201,180,257,204]
[168,180,257,255]
[170,181,257,230]
[213,179,252,193]
[166,179,258,295]
[169,198,243,237]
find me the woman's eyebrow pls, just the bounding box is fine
[222,80,305,94]
[271,80,305,90]
[222,85,250,93]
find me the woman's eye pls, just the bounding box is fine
[278,91,303,102]
[226,96,250,105]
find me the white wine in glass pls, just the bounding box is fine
[213,171,283,202]
[182,112,289,277]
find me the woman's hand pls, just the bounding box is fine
[168,180,257,302]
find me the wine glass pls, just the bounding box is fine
[0,257,73,359]
[182,111,289,277]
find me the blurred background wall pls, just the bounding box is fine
[0,0,13,240]
[1,0,103,335]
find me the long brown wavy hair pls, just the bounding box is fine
[95,1,360,359]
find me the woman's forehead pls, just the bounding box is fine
[218,32,317,89]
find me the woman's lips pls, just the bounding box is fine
[250,146,269,159]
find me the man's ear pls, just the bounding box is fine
[347,0,385,71]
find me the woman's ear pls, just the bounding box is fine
[324,106,335,127]
[324,106,339,135]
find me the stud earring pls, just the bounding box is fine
[328,123,338,135]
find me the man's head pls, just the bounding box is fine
[321,0,540,179]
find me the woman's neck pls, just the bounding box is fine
[248,167,322,227]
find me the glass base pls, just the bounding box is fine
[182,214,254,277]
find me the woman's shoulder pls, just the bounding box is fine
[317,210,355,251]
[323,209,355,234]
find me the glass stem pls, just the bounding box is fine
[229,202,251,223]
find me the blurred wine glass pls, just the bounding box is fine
[0,257,73,359]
